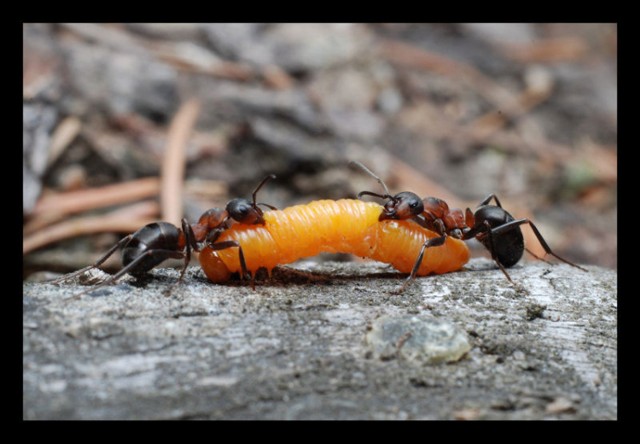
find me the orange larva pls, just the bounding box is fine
[199,199,470,283]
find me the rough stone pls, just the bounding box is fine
[23,258,617,420]
[365,315,471,364]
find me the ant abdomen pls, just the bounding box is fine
[121,222,182,275]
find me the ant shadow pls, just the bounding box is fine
[191,263,462,289]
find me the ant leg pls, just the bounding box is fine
[178,218,199,282]
[50,235,133,284]
[162,220,202,298]
[64,249,186,301]
[409,236,448,280]
[509,219,588,272]
[479,194,503,208]
[525,247,553,265]
[487,218,588,272]
[209,240,250,282]
[397,235,447,292]
[481,221,515,283]
[204,228,250,278]
[409,215,429,229]
[183,218,200,252]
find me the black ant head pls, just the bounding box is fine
[350,161,424,222]
[225,174,277,225]
[379,191,424,221]
[226,198,265,225]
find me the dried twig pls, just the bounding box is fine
[47,116,82,168]
[161,99,201,226]
[184,179,227,200]
[151,48,255,81]
[23,201,159,255]
[25,177,161,235]
[261,65,295,90]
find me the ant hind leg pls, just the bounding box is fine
[523,220,588,272]
[64,249,186,301]
[478,194,503,208]
[50,235,133,285]
[525,247,553,265]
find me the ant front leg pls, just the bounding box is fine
[179,218,200,282]
[50,234,133,284]
[492,218,588,272]
[206,228,250,283]
[209,240,251,287]
[161,218,201,298]
[396,235,448,293]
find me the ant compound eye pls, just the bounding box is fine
[396,193,423,215]
[237,205,249,216]
[227,198,265,224]
[227,199,252,220]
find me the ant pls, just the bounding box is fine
[51,174,277,297]
[350,161,587,287]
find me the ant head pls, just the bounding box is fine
[226,198,265,225]
[350,161,424,221]
[225,174,277,226]
[379,191,424,221]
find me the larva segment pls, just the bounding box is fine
[198,199,469,282]
[371,220,470,275]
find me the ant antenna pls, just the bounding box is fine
[252,174,277,207]
[349,161,391,197]
[349,161,391,196]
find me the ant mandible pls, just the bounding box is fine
[51,174,277,297]
[350,161,587,286]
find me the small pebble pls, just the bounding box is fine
[365,315,471,364]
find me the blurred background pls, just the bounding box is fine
[23,23,617,279]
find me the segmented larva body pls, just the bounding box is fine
[199,199,470,282]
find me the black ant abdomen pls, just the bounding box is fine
[468,205,524,268]
[120,222,184,275]
[462,194,587,282]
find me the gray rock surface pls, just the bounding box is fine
[23,258,617,420]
